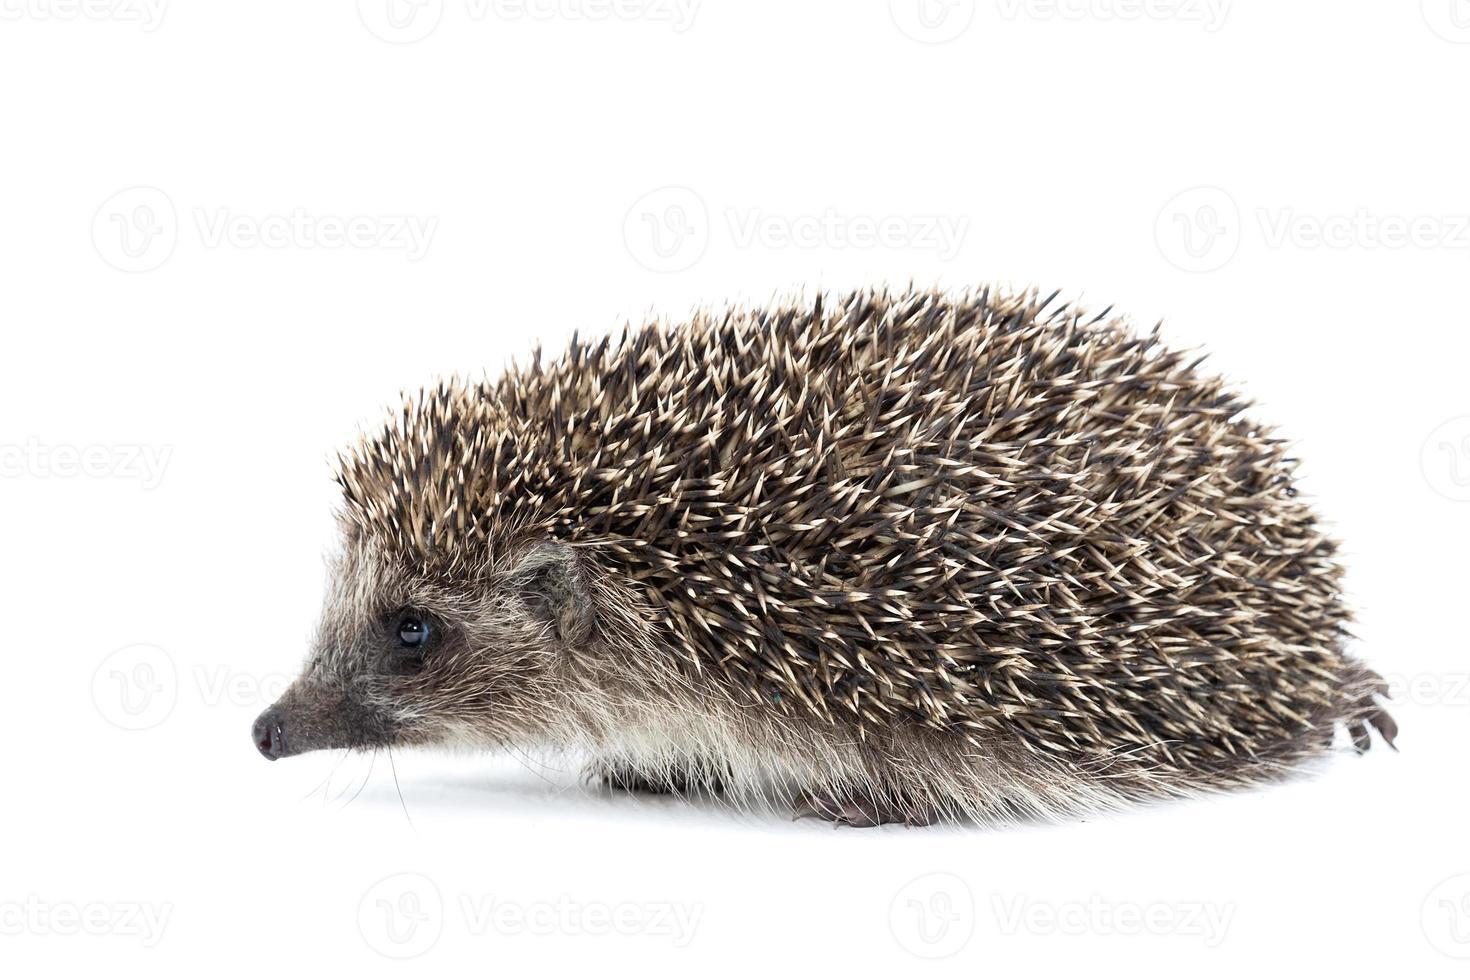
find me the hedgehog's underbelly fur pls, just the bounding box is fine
[340,286,1391,819]
[539,675,1335,823]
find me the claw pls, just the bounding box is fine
[794,790,937,828]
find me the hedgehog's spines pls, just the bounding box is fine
[334,285,1392,790]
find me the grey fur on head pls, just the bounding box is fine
[255,285,1395,827]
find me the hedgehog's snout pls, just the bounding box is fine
[252,707,290,761]
[251,672,399,761]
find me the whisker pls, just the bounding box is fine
[387,748,415,829]
[340,749,376,808]
[299,749,349,804]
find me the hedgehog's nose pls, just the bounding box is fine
[252,708,288,761]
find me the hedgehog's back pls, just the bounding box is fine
[343,286,1386,785]
[571,288,1373,778]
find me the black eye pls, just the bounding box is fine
[397,617,431,648]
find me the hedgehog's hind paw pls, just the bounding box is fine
[1355,707,1399,752]
[794,790,938,828]
[1346,707,1399,754]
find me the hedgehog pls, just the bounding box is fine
[251,285,1396,826]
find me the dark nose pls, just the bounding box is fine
[252,708,288,761]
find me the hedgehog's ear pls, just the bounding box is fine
[515,540,592,645]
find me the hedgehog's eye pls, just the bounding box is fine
[382,610,435,675]
[397,616,432,648]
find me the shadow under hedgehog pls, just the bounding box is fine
[252,285,1396,827]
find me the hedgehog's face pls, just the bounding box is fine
[252,533,591,761]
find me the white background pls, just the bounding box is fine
[1,1,1467,975]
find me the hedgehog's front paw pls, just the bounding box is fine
[587,761,724,796]
[592,763,680,795]
[794,790,938,828]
